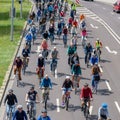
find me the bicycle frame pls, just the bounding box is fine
[64,91,70,111]
[43,88,49,110]
[22,57,27,75]
[96,48,101,62]
[83,98,89,119]
[7,106,13,120]
[73,75,79,94]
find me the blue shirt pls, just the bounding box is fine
[41,78,52,88]
[12,110,28,120]
[37,115,51,120]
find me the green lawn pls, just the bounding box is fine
[0,0,31,86]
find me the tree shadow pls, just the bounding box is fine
[57,72,71,77]
[100,59,111,63]
[90,115,98,120]
[0,12,9,20]
[97,89,113,96]
[81,77,91,81]
[25,71,37,75]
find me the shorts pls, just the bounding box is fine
[62,88,71,95]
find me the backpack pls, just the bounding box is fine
[38,115,49,120]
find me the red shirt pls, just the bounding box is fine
[72,20,78,27]
[68,18,73,24]
[80,87,93,98]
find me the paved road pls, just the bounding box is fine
[1,0,120,120]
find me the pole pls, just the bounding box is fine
[10,0,14,41]
[20,0,22,18]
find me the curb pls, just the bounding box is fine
[0,4,34,106]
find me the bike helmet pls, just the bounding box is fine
[96,38,100,42]
[17,105,23,109]
[30,86,34,90]
[8,89,13,93]
[41,109,47,113]
[66,76,70,79]
[102,103,108,108]
[84,83,89,87]
[39,54,42,57]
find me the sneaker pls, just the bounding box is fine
[27,110,29,114]
[40,100,44,103]
[81,106,83,111]
[62,102,65,106]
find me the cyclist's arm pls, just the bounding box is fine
[36,93,39,102]
[14,95,18,104]
[23,111,28,120]
[12,111,17,120]
[98,107,101,119]
[49,79,52,89]
[25,93,28,102]
[80,88,84,99]
[4,95,8,105]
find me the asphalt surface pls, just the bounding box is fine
[0,0,120,120]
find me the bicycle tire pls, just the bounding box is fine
[44,94,48,110]
[65,97,69,111]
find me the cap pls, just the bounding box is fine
[17,55,20,58]
[39,54,42,57]
[17,105,23,109]
[8,89,13,93]
[45,74,48,77]
[66,76,70,79]
[41,109,47,113]
[97,38,99,41]
[30,86,34,90]
[84,83,89,87]
[54,46,56,49]
[102,103,108,108]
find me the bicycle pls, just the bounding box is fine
[7,105,15,120]
[41,87,51,110]
[51,59,57,76]
[96,47,101,62]
[22,57,28,75]
[38,67,44,84]
[73,75,79,95]
[82,98,90,120]
[81,36,87,49]
[86,52,91,68]
[27,101,38,120]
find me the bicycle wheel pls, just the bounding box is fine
[65,97,69,111]
[44,94,48,110]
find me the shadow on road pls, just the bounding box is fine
[57,72,71,77]
[25,71,37,75]
[81,77,91,81]
[90,114,98,120]
[97,89,113,96]
[100,59,111,63]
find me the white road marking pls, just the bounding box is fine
[98,64,103,73]
[36,46,41,54]
[55,69,57,79]
[115,101,120,113]
[56,98,60,112]
[105,46,117,55]
[89,106,93,115]
[90,24,98,29]
[105,81,112,91]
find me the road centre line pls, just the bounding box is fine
[105,81,112,91]
[56,98,60,112]
[114,101,120,113]
[55,69,57,79]
[89,106,93,115]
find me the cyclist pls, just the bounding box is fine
[4,89,18,119]
[71,25,77,37]
[71,61,82,88]
[61,76,74,106]
[71,3,76,15]
[67,43,76,66]
[13,56,23,80]
[98,103,110,120]
[13,105,28,120]
[72,19,78,28]
[79,19,86,30]
[80,83,93,112]
[37,109,51,120]
[90,53,99,66]
[71,35,78,50]
[80,14,85,21]
[40,39,49,59]
[68,17,73,32]
[94,38,102,51]
[50,47,59,72]
[40,74,52,103]
[25,31,33,52]
[22,45,30,67]
[91,63,101,93]
[57,20,62,40]
[71,52,79,68]
[94,38,102,59]
[25,86,39,116]
[62,25,68,47]
[84,42,93,65]
[37,54,45,80]
[43,30,49,40]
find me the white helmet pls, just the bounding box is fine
[66,76,70,79]
[39,54,42,57]
[17,105,23,109]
